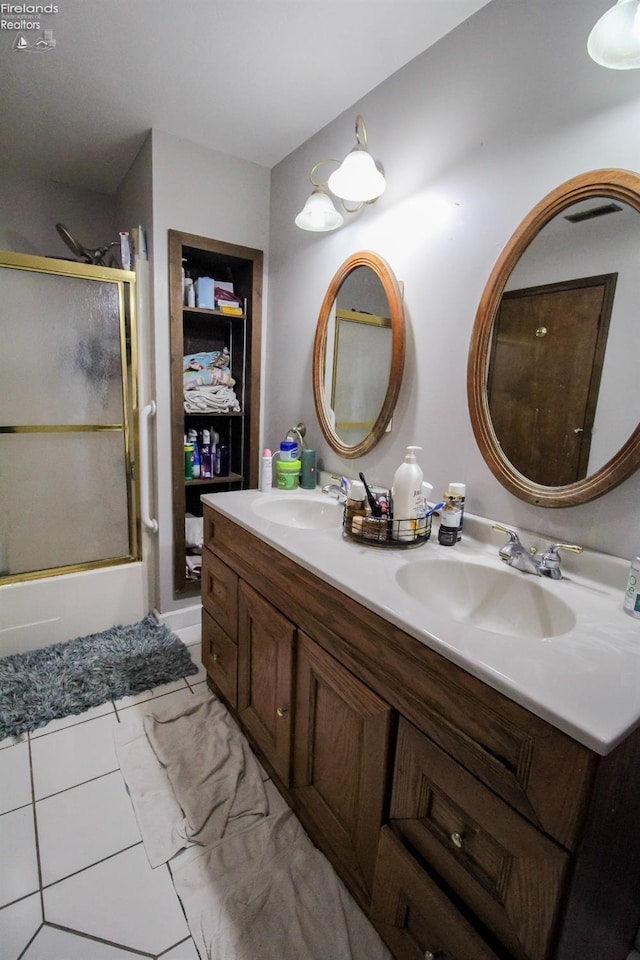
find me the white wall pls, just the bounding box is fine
[0,172,117,257]
[266,0,640,561]
[149,129,271,614]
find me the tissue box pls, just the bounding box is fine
[195,276,215,309]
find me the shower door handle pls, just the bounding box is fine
[140,401,158,533]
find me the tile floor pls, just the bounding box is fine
[0,624,208,960]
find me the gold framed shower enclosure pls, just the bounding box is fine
[0,251,141,584]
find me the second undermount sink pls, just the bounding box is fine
[395,557,577,640]
[251,494,343,530]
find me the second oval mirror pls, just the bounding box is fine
[313,251,405,459]
[468,168,640,507]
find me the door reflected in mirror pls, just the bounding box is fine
[468,169,640,507]
[313,252,405,459]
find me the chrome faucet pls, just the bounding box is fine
[493,524,582,580]
[322,476,350,505]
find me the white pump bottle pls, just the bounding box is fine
[391,445,423,541]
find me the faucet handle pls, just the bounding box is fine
[492,523,521,544]
[539,542,583,578]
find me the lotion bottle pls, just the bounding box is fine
[391,446,423,541]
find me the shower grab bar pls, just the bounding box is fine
[139,401,158,533]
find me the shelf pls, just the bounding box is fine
[183,306,245,320]
[185,473,244,487]
[183,411,244,419]
[170,229,263,599]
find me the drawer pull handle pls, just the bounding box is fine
[212,653,219,663]
[276,706,289,717]
[424,951,439,960]
[450,831,464,849]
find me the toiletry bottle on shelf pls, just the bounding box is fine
[218,443,230,477]
[187,429,201,478]
[438,490,463,546]
[391,446,423,542]
[200,429,212,479]
[212,431,220,475]
[624,556,640,619]
[260,449,273,492]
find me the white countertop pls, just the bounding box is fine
[201,486,640,755]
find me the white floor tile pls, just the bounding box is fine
[0,732,27,751]
[185,658,206,686]
[30,713,119,800]
[29,700,116,739]
[0,740,31,814]
[0,807,40,908]
[0,892,41,959]
[37,771,141,886]
[116,685,198,727]
[112,678,189,711]
[21,923,145,959]
[163,937,201,959]
[44,845,190,954]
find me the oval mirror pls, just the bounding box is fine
[468,168,640,507]
[313,251,405,458]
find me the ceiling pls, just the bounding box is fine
[0,0,493,196]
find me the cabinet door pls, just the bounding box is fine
[201,608,237,708]
[372,827,502,960]
[293,632,392,899]
[390,718,567,960]
[237,580,294,786]
[201,546,238,640]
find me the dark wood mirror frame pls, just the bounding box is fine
[468,168,640,507]
[313,251,405,459]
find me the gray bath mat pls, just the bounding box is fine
[0,615,198,740]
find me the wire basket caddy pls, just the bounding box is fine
[342,509,432,547]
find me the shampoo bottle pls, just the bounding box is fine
[391,446,423,542]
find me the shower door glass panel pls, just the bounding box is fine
[0,253,139,582]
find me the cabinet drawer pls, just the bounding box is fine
[201,608,237,708]
[201,546,238,640]
[372,826,502,960]
[390,718,567,960]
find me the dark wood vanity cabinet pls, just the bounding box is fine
[201,503,640,960]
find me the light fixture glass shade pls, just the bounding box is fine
[588,0,640,69]
[295,189,344,232]
[327,149,386,203]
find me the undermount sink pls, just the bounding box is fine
[251,494,343,530]
[395,557,577,640]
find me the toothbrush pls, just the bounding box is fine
[359,472,382,517]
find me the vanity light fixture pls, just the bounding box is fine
[588,0,640,69]
[294,115,386,232]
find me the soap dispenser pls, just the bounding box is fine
[391,446,423,541]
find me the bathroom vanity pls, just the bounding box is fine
[200,487,640,960]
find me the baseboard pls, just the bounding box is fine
[154,604,200,632]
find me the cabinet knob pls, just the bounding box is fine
[424,951,439,960]
[276,706,289,717]
[450,831,464,849]
[211,653,219,663]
